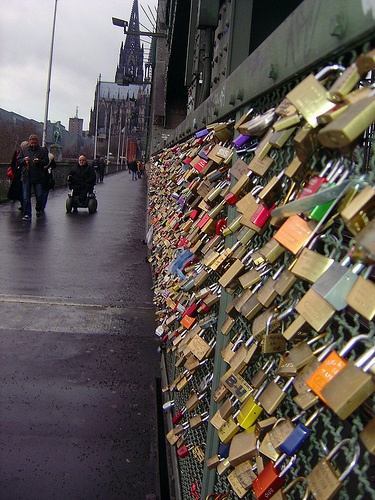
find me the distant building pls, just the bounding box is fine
[69,114,83,136]
[89,0,152,162]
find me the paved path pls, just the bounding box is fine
[0,172,161,499]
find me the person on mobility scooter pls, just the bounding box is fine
[66,155,97,213]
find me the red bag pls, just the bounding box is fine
[7,166,14,180]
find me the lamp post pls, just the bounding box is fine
[42,0,58,146]
[106,104,113,170]
[121,128,126,167]
[93,74,101,159]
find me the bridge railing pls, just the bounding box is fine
[0,163,127,203]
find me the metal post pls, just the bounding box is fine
[93,74,101,158]
[42,0,58,146]
[106,105,112,171]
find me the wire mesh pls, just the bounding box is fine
[150,35,375,500]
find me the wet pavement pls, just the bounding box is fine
[0,172,162,499]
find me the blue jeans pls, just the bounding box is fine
[131,170,137,180]
[22,176,43,217]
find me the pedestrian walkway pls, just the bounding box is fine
[0,172,163,500]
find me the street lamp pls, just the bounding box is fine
[43,0,58,146]
[112,17,166,37]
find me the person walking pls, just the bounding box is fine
[92,156,100,183]
[17,134,49,220]
[41,152,57,212]
[128,159,138,181]
[138,160,145,179]
[7,140,28,211]
[99,157,105,183]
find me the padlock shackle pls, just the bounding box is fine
[315,64,345,81]
[277,297,298,321]
[354,344,375,368]
[281,476,309,496]
[338,334,371,357]
[363,356,375,373]
[304,405,324,427]
[326,439,361,482]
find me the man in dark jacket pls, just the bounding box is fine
[17,134,49,220]
[67,155,96,207]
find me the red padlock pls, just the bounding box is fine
[190,209,200,221]
[252,454,296,500]
[173,407,187,424]
[216,218,227,235]
[177,443,194,458]
[250,202,277,228]
[224,192,239,205]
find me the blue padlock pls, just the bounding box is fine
[218,441,231,459]
[279,407,324,455]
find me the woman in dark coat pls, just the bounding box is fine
[7,140,28,209]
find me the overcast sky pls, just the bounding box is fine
[0,0,158,131]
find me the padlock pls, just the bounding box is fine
[268,476,309,500]
[339,184,375,235]
[286,64,345,126]
[273,214,315,255]
[227,459,257,498]
[217,441,231,460]
[295,288,336,332]
[260,300,295,354]
[306,334,372,405]
[311,248,367,311]
[257,168,287,209]
[238,107,277,136]
[279,406,324,455]
[173,406,187,424]
[185,391,207,413]
[272,266,297,297]
[221,368,255,403]
[346,267,375,320]
[360,415,375,455]
[307,163,352,222]
[258,237,286,264]
[289,233,340,284]
[240,293,263,321]
[321,345,375,419]
[218,248,256,288]
[238,264,270,290]
[306,438,360,500]
[229,335,260,373]
[221,332,244,364]
[256,266,286,308]
[267,415,303,452]
[351,215,375,263]
[228,428,258,466]
[327,61,363,103]
[210,408,227,431]
[318,89,375,148]
[257,376,295,415]
[297,159,339,199]
[254,416,278,441]
[217,414,242,444]
[292,341,340,410]
[166,427,180,446]
[234,382,269,430]
[219,395,239,420]
[258,427,281,462]
[277,333,329,377]
[252,454,297,500]
[251,360,276,389]
[206,453,223,470]
[177,442,195,458]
